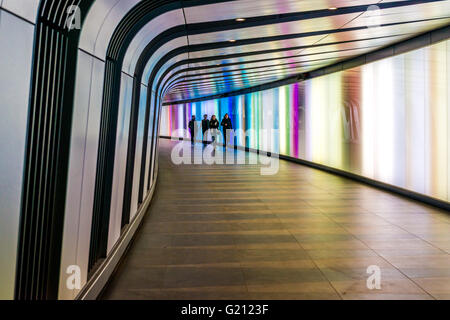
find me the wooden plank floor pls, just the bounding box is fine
[101,139,450,300]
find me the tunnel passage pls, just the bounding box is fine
[0,0,449,300]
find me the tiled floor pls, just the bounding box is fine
[102,139,450,300]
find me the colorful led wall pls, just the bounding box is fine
[161,39,450,202]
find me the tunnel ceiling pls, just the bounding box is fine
[160,0,450,104]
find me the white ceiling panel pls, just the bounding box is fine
[185,0,387,23]
[188,12,360,45]
[42,0,447,103]
[188,35,324,59]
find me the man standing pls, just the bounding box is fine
[221,113,233,146]
[209,115,219,147]
[188,115,196,145]
[201,114,209,145]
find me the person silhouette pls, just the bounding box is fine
[221,113,232,147]
[188,115,196,145]
[202,114,209,145]
[209,115,219,147]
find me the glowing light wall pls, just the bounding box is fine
[161,40,450,202]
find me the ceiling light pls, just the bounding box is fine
[236,18,246,22]
[328,7,337,10]
[229,39,236,42]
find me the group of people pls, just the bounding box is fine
[188,114,233,146]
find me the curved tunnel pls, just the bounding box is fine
[0,0,449,300]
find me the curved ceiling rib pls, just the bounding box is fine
[111,0,450,109]
[135,0,428,78]
[155,0,450,103]
[160,42,384,91]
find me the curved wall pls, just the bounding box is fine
[161,39,450,203]
[0,0,187,300]
[58,1,186,300]
[0,0,449,300]
[0,3,36,300]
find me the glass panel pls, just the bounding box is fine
[160,40,450,202]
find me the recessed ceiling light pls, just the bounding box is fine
[328,7,337,10]
[229,39,236,42]
[236,18,246,22]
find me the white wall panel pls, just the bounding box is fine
[79,0,121,56]
[58,52,106,300]
[150,96,162,187]
[0,9,34,299]
[1,0,39,23]
[75,57,105,291]
[59,51,93,300]
[404,49,426,194]
[143,98,154,195]
[448,40,450,202]
[130,85,148,220]
[107,73,133,252]
[79,0,140,59]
